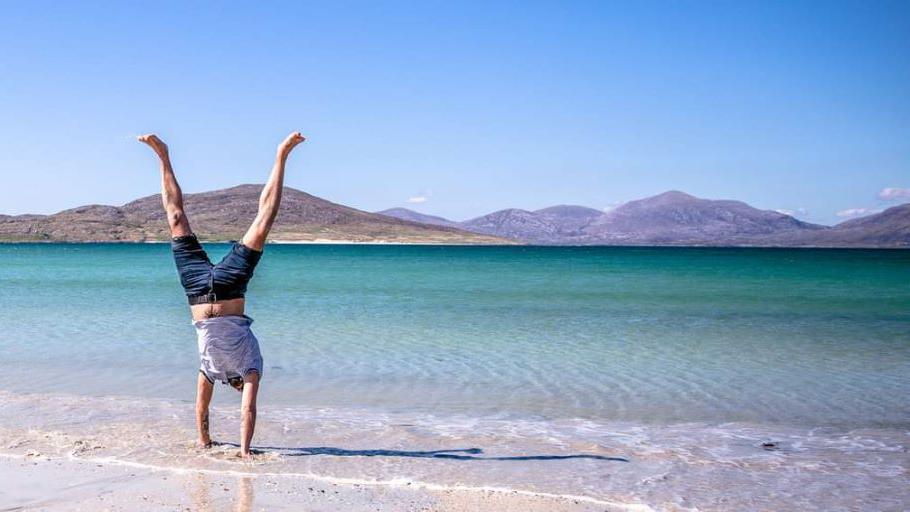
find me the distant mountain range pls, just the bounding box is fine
[0,185,509,244]
[2,186,907,247]
[373,207,463,229]
[378,191,910,247]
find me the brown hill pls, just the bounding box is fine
[0,185,511,244]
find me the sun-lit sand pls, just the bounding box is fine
[0,454,643,512]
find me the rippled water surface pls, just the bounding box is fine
[1,243,907,426]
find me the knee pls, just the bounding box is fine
[168,209,186,229]
[241,403,257,416]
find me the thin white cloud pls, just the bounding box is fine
[836,207,881,219]
[406,189,432,204]
[879,187,910,201]
[775,208,808,218]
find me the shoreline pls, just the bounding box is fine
[1,389,907,511]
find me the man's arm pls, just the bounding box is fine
[239,371,260,458]
[195,372,214,448]
[241,132,306,251]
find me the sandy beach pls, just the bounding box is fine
[2,388,908,511]
[0,390,652,512]
[1,454,632,512]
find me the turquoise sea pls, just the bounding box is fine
[1,244,908,510]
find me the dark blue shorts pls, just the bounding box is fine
[171,234,262,304]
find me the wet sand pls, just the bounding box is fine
[1,389,907,511]
[0,454,637,512]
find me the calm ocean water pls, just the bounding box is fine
[0,243,908,425]
[1,244,908,510]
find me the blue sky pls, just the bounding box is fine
[1,1,908,224]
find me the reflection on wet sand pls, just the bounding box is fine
[190,473,254,512]
[235,476,253,512]
[191,473,212,512]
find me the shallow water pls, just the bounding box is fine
[1,244,908,509]
[1,244,908,425]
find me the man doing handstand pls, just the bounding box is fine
[138,132,305,458]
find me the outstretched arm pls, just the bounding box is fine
[195,372,214,448]
[241,132,306,251]
[138,134,192,238]
[239,371,260,458]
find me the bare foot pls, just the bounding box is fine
[277,131,306,157]
[198,439,213,449]
[137,134,169,158]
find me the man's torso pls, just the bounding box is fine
[190,298,246,321]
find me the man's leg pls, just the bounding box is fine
[195,372,214,448]
[241,132,306,251]
[239,371,260,458]
[138,134,192,237]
